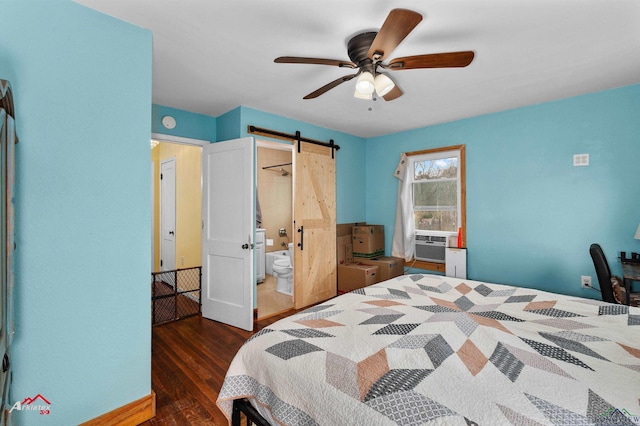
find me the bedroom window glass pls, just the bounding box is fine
[408,146,465,239]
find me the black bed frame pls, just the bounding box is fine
[232,399,271,426]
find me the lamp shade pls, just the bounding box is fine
[374,73,395,97]
[635,222,640,239]
[353,90,372,100]
[355,72,375,95]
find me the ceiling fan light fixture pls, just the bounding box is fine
[355,71,375,94]
[275,9,472,101]
[353,89,373,100]
[374,73,395,97]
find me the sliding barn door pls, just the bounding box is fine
[293,142,336,309]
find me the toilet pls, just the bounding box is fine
[271,243,294,295]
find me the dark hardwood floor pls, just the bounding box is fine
[142,312,294,425]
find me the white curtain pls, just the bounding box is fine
[391,153,415,261]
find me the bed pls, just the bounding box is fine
[217,273,640,425]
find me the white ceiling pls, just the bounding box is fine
[75,0,640,138]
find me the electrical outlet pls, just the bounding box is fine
[581,275,592,288]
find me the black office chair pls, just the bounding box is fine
[589,243,617,304]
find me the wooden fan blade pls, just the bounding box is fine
[382,85,403,101]
[275,56,356,68]
[367,9,423,61]
[303,74,358,99]
[388,51,475,70]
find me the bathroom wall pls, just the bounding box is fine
[257,146,293,252]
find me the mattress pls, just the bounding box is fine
[217,273,640,425]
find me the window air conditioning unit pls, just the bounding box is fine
[414,234,447,263]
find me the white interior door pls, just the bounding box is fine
[201,137,254,331]
[160,157,176,273]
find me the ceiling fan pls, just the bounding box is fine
[274,8,474,101]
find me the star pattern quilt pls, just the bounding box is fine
[217,274,640,425]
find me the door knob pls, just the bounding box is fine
[242,235,253,250]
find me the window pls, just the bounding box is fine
[408,145,465,241]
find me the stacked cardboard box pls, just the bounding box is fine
[354,256,404,282]
[352,225,385,258]
[337,263,379,292]
[336,223,354,266]
[336,223,404,293]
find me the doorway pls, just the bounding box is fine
[256,140,294,319]
[151,134,204,280]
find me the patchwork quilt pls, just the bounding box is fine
[217,274,640,425]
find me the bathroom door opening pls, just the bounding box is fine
[256,140,294,319]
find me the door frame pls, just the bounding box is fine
[151,133,210,147]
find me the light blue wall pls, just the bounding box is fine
[1,1,152,424]
[152,104,216,141]
[236,106,367,223]
[367,84,640,297]
[217,106,242,142]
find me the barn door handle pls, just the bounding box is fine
[297,226,304,251]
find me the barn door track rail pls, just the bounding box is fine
[247,125,340,158]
